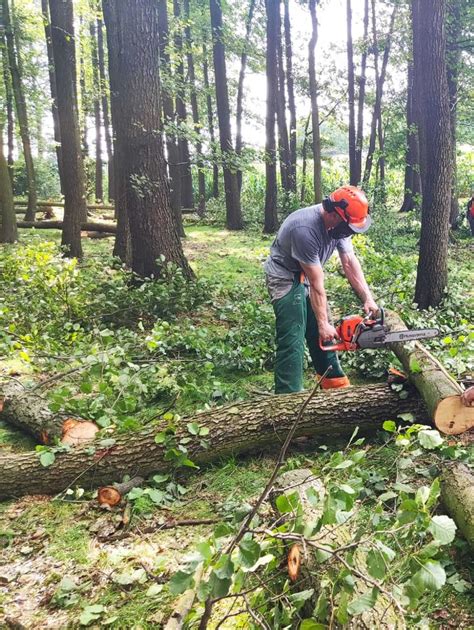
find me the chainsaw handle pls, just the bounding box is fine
[319,337,346,352]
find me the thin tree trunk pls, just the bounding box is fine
[173,0,194,210]
[41,0,63,194]
[446,0,460,227]
[0,123,17,243]
[346,0,357,185]
[96,8,114,202]
[102,0,194,279]
[3,0,37,221]
[362,2,397,188]
[264,0,278,234]
[300,112,311,203]
[400,63,421,213]
[413,0,452,309]
[79,17,89,165]
[284,0,297,193]
[157,0,185,237]
[0,384,425,500]
[210,0,242,230]
[235,0,256,192]
[184,0,206,214]
[203,44,219,198]
[276,2,291,193]
[1,33,14,186]
[308,0,322,203]
[354,0,369,185]
[90,18,103,202]
[48,0,88,259]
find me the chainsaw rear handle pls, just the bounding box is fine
[319,337,353,352]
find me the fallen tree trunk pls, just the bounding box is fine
[384,310,470,434]
[14,200,115,211]
[441,463,474,549]
[16,220,117,233]
[0,383,426,500]
[0,381,98,445]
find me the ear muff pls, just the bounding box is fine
[323,196,349,217]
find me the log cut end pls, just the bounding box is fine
[98,486,122,507]
[61,420,99,446]
[287,544,301,582]
[434,396,474,435]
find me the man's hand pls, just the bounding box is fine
[319,322,339,343]
[461,386,474,407]
[363,297,379,316]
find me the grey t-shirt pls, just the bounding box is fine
[264,204,353,300]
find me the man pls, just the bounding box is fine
[264,185,378,394]
[467,196,474,236]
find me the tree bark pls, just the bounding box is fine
[0,33,14,185]
[354,0,369,185]
[413,0,452,309]
[446,0,460,228]
[284,0,297,193]
[441,464,474,549]
[362,2,397,188]
[235,0,256,192]
[210,0,242,230]
[49,0,88,259]
[400,63,422,213]
[3,0,37,221]
[157,0,184,235]
[202,43,219,199]
[173,0,194,211]
[300,113,311,203]
[96,8,114,202]
[276,2,291,194]
[308,0,322,203]
[102,0,194,279]
[184,0,206,214]
[16,220,117,233]
[264,0,279,234]
[41,0,63,194]
[0,383,426,500]
[0,123,17,243]
[346,0,357,185]
[90,18,103,203]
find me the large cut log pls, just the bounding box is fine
[0,381,98,445]
[0,383,426,500]
[16,220,117,233]
[441,463,474,549]
[385,310,472,434]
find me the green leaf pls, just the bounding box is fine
[375,541,396,562]
[39,451,55,467]
[146,583,163,597]
[152,473,169,484]
[214,554,234,579]
[79,604,105,626]
[196,542,213,563]
[418,429,443,450]
[275,492,299,514]
[300,621,326,630]
[334,459,354,470]
[127,487,143,500]
[187,422,200,435]
[336,591,349,625]
[168,570,194,595]
[209,573,231,598]
[154,432,166,444]
[288,589,314,609]
[383,420,397,433]
[411,561,446,592]
[146,489,164,505]
[398,412,415,423]
[379,490,397,502]
[428,515,457,545]
[199,427,210,436]
[113,568,147,585]
[347,588,379,615]
[409,359,422,374]
[367,549,387,580]
[238,538,261,568]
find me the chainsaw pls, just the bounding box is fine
[320,308,439,351]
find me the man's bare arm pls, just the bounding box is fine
[339,251,378,314]
[300,262,338,342]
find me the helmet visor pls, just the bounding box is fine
[348,213,372,233]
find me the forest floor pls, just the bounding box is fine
[0,215,473,629]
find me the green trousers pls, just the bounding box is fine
[272,278,345,394]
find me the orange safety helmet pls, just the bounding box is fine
[323,185,372,233]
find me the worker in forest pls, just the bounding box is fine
[461,386,474,406]
[467,195,474,235]
[264,185,378,394]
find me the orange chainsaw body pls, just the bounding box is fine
[321,314,377,351]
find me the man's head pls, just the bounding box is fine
[322,186,371,239]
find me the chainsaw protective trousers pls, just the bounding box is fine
[272,277,345,394]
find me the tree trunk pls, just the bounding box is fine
[346,0,357,185]
[90,18,103,203]
[157,0,184,236]
[41,0,63,195]
[203,43,219,199]
[210,0,242,230]
[3,0,37,221]
[362,2,397,188]
[441,464,474,549]
[0,383,426,500]
[49,0,88,259]
[446,0,460,228]
[184,0,206,214]
[264,0,279,234]
[284,0,297,193]
[413,0,452,309]
[354,0,369,185]
[300,113,311,203]
[1,33,14,186]
[96,8,114,202]
[173,0,194,211]
[400,63,422,213]
[308,0,322,203]
[276,2,291,194]
[79,16,89,167]
[102,0,194,279]
[16,220,116,233]
[235,0,256,192]
[0,123,17,243]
